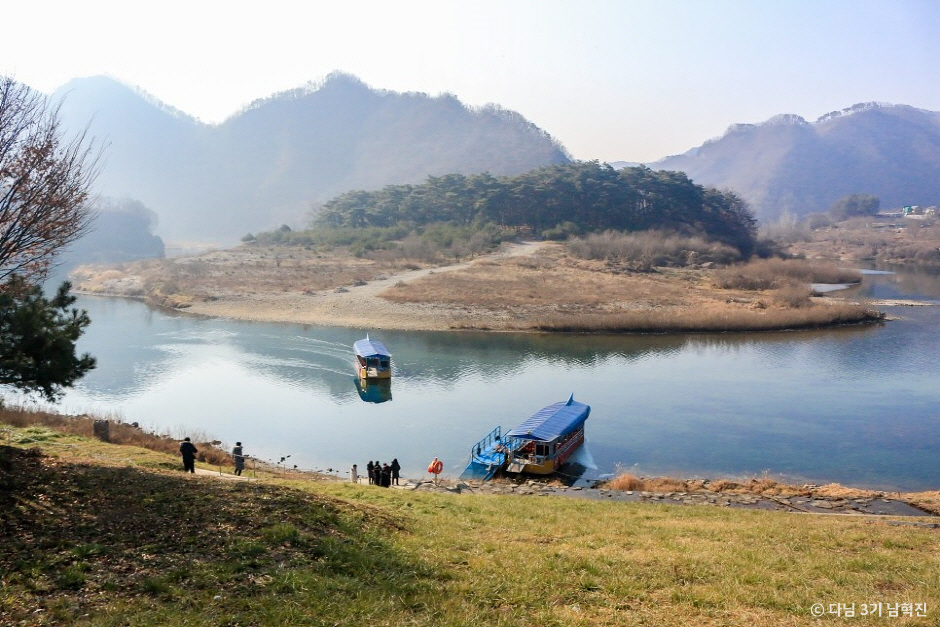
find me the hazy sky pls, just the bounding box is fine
[3,1,938,163]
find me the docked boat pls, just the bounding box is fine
[353,335,392,380]
[461,395,590,480]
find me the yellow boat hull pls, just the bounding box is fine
[356,363,391,380]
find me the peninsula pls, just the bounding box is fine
[70,239,882,333]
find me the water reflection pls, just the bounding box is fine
[355,378,393,404]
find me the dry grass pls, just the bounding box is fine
[4,418,940,625]
[71,240,884,333]
[383,246,882,332]
[531,301,881,333]
[789,216,940,266]
[604,473,881,499]
[70,245,432,309]
[567,230,741,268]
[0,405,232,466]
[712,257,862,290]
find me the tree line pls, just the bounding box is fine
[314,161,758,256]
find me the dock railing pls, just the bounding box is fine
[461,426,512,481]
[470,426,503,461]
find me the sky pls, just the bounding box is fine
[2,0,939,163]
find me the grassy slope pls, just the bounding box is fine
[2,424,938,626]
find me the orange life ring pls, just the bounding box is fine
[427,459,443,474]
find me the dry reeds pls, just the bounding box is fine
[790,217,940,267]
[568,230,741,267]
[604,472,812,497]
[0,405,232,466]
[72,245,430,305]
[532,301,883,333]
[605,473,688,492]
[383,242,884,332]
[712,258,862,290]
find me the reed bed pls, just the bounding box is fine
[712,258,862,290]
[567,230,741,268]
[531,301,882,333]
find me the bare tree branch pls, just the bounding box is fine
[0,77,101,283]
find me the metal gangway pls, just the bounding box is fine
[460,425,512,481]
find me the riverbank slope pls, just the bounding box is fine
[2,419,938,625]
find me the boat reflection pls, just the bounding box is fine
[354,377,393,404]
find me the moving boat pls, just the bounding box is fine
[461,395,590,480]
[353,335,392,380]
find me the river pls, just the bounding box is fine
[40,269,940,491]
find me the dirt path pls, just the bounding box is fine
[343,240,547,299]
[183,241,550,330]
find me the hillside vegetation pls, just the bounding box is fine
[2,410,939,626]
[311,161,758,257]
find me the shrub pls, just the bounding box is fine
[713,258,862,290]
[567,230,741,267]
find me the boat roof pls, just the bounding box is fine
[505,395,590,442]
[354,336,390,358]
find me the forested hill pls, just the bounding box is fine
[52,74,570,244]
[651,103,940,223]
[315,161,757,255]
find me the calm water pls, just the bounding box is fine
[41,270,940,491]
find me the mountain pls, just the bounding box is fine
[648,103,940,223]
[51,74,570,244]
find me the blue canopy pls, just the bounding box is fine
[505,395,590,442]
[354,336,390,358]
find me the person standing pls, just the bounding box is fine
[232,442,245,476]
[179,437,198,473]
[390,458,401,485]
[366,460,374,485]
[380,463,391,487]
[350,463,359,483]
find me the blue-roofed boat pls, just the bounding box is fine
[353,335,391,380]
[461,395,590,480]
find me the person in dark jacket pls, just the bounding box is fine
[232,442,245,476]
[390,458,401,485]
[366,460,374,484]
[179,437,198,473]
[380,463,391,487]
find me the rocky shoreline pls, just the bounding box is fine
[374,477,940,523]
